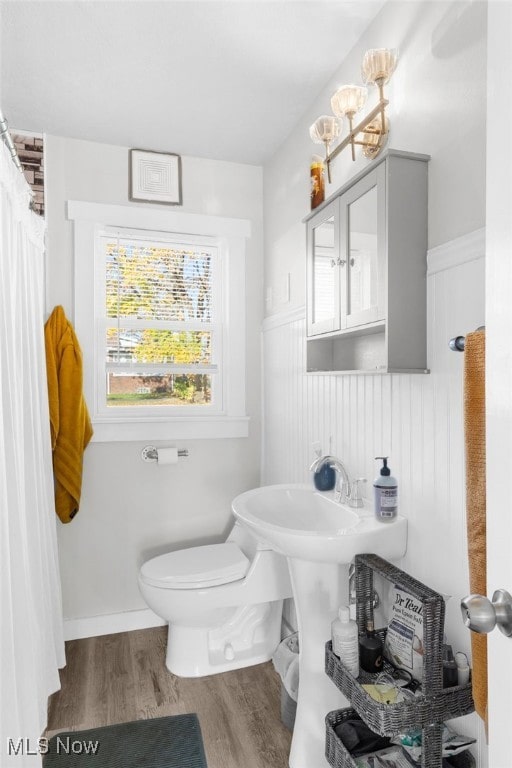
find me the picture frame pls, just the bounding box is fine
[129,149,182,205]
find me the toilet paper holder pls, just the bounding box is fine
[141,445,189,463]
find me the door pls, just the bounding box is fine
[485,3,512,766]
[306,198,341,336]
[340,163,385,329]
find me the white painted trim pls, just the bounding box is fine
[427,228,485,275]
[91,416,249,442]
[260,329,265,482]
[262,306,306,333]
[68,200,251,238]
[486,3,512,764]
[71,202,250,441]
[63,608,166,641]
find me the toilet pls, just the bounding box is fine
[138,521,293,677]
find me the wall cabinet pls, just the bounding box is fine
[305,150,429,374]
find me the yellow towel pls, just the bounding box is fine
[464,329,487,727]
[44,305,93,523]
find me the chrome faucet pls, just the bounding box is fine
[309,455,352,504]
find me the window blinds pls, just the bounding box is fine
[105,238,213,323]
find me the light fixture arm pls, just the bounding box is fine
[327,95,389,166]
[347,114,356,162]
[324,143,332,183]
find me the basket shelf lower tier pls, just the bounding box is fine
[325,708,476,768]
[325,641,474,737]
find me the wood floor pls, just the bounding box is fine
[47,626,292,768]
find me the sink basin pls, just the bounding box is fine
[231,483,407,768]
[232,482,407,563]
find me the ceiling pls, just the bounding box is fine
[1,1,385,165]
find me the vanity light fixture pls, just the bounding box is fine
[310,48,398,182]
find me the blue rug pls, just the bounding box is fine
[43,713,208,768]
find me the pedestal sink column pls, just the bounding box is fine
[288,559,351,768]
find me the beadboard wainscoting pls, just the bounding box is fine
[262,229,486,763]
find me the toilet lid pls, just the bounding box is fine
[140,542,250,590]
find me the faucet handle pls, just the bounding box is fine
[334,476,351,503]
[349,478,367,508]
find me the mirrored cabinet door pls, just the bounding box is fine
[307,200,341,336]
[341,164,385,329]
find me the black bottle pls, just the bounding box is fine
[442,644,458,688]
[358,620,383,673]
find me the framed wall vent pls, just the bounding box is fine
[129,149,182,205]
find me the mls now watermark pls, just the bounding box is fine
[7,737,100,756]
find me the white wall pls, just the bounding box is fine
[262,0,487,760]
[45,135,264,627]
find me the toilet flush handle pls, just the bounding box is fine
[224,643,235,661]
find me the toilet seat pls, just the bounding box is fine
[140,542,250,590]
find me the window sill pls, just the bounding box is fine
[89,415,250,442]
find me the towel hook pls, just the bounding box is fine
[449,336,466,352]
[449,325,485,352]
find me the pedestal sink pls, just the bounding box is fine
[231,483,407,768]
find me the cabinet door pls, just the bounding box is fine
[341,164,385,329]
[306,199,342,336]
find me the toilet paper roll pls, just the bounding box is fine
[157,447,178,465]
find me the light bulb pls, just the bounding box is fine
[330,85,368,118]
[309,115,341,146]
[361,48,398,85]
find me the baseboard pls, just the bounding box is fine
[63,608,166,641]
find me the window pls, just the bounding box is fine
[99,229,220,415]
[70,202,250,441]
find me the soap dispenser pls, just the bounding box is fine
[312,444,336,491]
[373,457,398,522]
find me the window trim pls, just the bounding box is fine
[69,201,250,442]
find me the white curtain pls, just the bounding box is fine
[0,140,65,766]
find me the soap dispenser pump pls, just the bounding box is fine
[373,456,398,522]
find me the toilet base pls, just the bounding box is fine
[166,600,283,677]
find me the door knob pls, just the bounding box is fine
[460,590,512,636]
